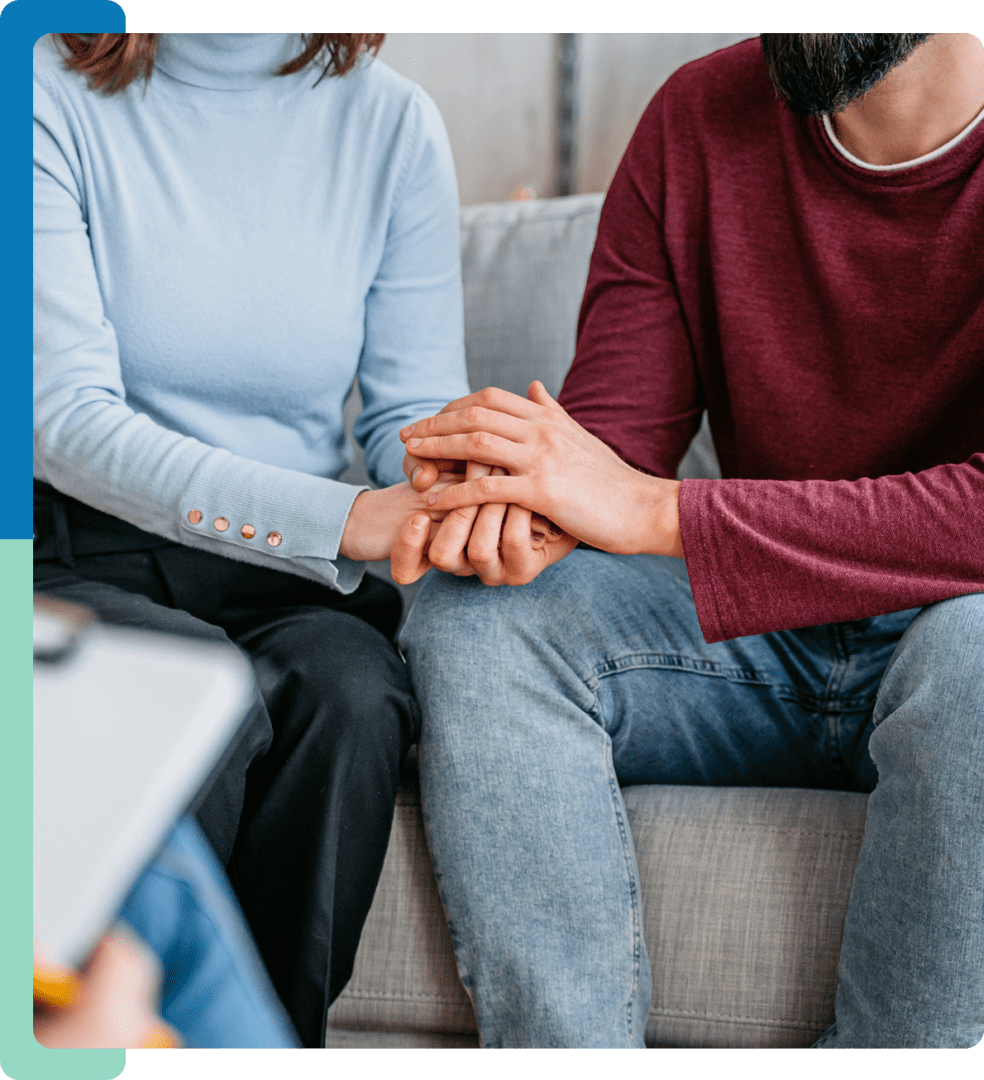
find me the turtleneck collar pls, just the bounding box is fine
[154,34,305,91]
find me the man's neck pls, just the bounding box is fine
[831,34,984,166]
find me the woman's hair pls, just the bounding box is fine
[55,33,386,94]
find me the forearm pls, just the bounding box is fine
[35,386,368,591]
[681,456,984,642]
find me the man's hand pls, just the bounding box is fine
[400,381,684,558]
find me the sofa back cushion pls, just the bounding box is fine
[459,193,603,399]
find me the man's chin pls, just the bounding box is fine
[760,33,932,117]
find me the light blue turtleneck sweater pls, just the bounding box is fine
[33,33,470,592]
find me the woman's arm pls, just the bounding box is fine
[33,66,373,592]
[352,86,472,489]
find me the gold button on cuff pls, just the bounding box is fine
[266,531,282,547]
[187,509,203,524]
[214,517,230,532]
[241,524,256,539]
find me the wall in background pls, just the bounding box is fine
[379,33,754,205]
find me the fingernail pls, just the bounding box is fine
[400,426,412,440]
[411,514,426,530]
[426,493,438,505]
[407,438,421,449]
[412,468,421,485]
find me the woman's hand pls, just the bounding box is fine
[400,381,684,559]
[390,461,577,586]
[338,477,460,563]
[402,450,462,493]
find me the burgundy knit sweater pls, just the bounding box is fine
[559,38,984,643]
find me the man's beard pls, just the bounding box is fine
[760,33,932,116]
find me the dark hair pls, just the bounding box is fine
[760,33,931,116]
[55,33,385,94]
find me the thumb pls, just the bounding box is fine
[390,513,432,585]
[527,380,564,412]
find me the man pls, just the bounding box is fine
[391,34,984,1048]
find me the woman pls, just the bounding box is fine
[33,31,470,1046]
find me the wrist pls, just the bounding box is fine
[633,475,683,558]
[338,489,374,561]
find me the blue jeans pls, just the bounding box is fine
[401,550,984,1048]
[118,818,298,1048]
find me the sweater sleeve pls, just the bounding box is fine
[558,90,703,480]
[560,82,984,643]
[354,87,471,488]
[33,66,368,593]
[681,458,984,643]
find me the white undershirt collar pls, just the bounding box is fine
[822,105,984,171]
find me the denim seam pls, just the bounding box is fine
[653,1008,822,1029]
[587,652,774,688]
[587,653,878,714]
[603,741,643,1045]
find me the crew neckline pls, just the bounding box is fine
[154,34,303,90]
[822,105,984,172]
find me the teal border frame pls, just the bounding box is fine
[0,2,980,1080]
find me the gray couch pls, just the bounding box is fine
[326,193,868,1049]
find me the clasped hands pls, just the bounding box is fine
[378,380,683,587]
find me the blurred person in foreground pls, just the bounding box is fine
[34,818,297,1048]
[392,34,984,1048]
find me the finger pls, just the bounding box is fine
[436,385,542,420]
[526,379,567,413]
[400,387,550,442]
[403,454,462,490]
[405,431,524,472]
[426,474,532,516]
[530,511,563,540]
[403,405,536,450]
[426,460,488,574]
[405,456,438,491]
[390,513,433,585]
[499,504,538,584]
[466,469,509,581]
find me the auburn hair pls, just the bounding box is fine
[55,33,385,94]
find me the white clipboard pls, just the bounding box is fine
[33,597,254,969]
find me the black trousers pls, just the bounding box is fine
[34,481,420,1047]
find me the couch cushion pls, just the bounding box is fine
[624,785,867,1048]
[459,193,604,398]
[325,769,867,1047]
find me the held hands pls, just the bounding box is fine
[393,380,686,583]
[390,458,578,586]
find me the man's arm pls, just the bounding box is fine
[396,381,683,561]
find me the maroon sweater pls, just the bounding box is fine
[559,38,984,644]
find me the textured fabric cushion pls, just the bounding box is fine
[325,766,867,1047]
[459,193,602,398]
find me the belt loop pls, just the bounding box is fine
[51,499,76,568]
